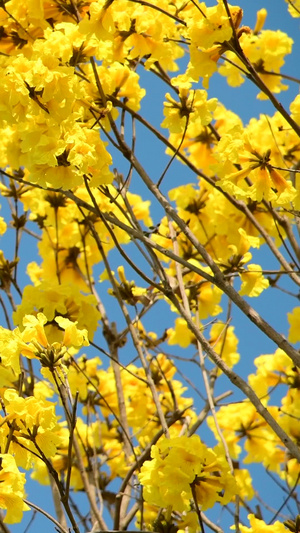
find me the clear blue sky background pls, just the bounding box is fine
[1,1,300,531]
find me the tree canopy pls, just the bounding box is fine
[1,1,300,532]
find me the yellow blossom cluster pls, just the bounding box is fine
[0,388,62,468]
[139,435,237,512]
[219,27,293,98]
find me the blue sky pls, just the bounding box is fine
[2,1,300,531]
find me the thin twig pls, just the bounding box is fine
[23,499,69,533]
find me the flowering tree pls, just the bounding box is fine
[1,0,300,532]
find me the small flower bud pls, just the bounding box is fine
[254,8,267,34]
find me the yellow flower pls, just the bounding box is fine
[0,325,22,385]
[207,402,279,464]
[127,192,153,226]
[239,264,269,297]
[209,323,240,369]
[149,353,177,386]
[235,514,289,532]
[290,93,300,122]
[248,348,298,397]
[13,281,101,341]
[285,0,300,17]
[79,0,115,41]
[280,389,300,456]
[0,215,6,235]
[167,317,196,348]
[161,89,217,134]
[67,355,102,403]
[288,306,300,343]
[0,454,30,524]
[54,316,89,348]
[234,469,255,501]
[188,3,235,50]
[185,45,219,88]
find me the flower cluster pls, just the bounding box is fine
[139,435,237,512]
